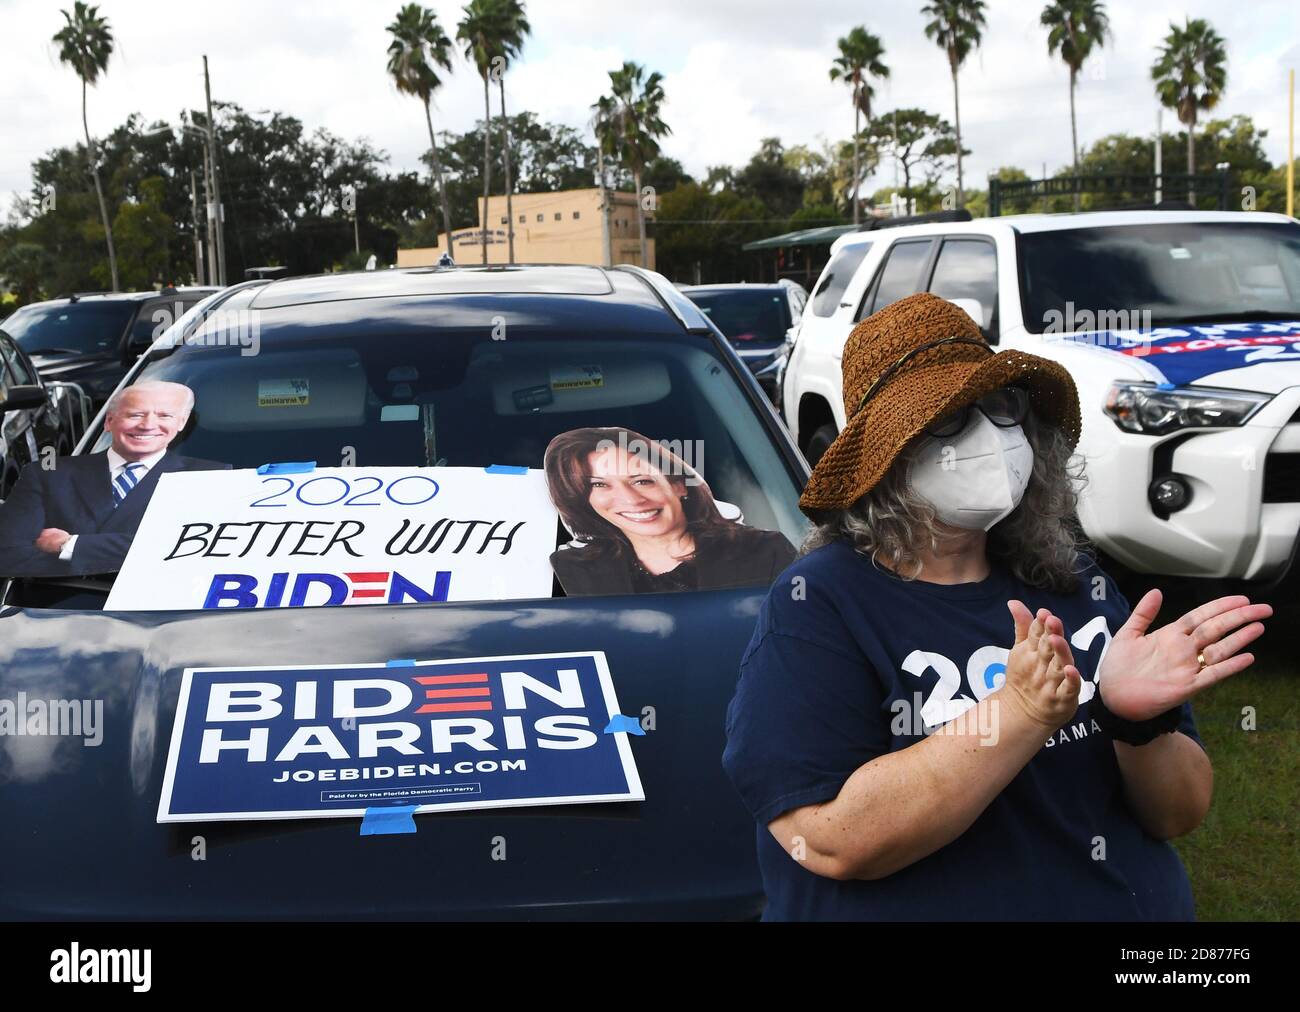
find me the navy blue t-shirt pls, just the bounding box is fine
[722,539,1203,921]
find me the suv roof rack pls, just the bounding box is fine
[863,208,973,231]
[245,266,290,281]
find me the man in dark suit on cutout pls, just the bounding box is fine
[0,380,229,577]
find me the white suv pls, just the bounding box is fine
[784,210,1300,581]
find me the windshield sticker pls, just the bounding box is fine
[156,651,645,823]
[380,404,420,422]
[104,466,560,610]
[258,378,310,407]
[543,426,795,597]
[1063,320,1300,386]
[550,365,603,391]
[1169,247,1192,260]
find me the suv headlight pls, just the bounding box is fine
[1103,382,1272,435]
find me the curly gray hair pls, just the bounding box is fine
[802,416,1089,593]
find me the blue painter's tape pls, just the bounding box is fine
[257,461,317,474]
[603,713,646,736]
[360,805,418,836]
[386,659,416,667]
[484,464,529,475]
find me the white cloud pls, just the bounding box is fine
[2,0,1296,205]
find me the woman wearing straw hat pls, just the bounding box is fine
[722,292,1271,921]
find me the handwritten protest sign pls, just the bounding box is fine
[105,467,558,610]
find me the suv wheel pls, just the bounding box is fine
[804,423,838,466]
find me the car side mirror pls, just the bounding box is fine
[126,330,155,360]
[945,298,987,327]
[0,384,47,415]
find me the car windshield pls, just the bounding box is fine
[4,300,136,354]
[82,319,808,557]
[686,289,791,345]
[1019,221,1300,333]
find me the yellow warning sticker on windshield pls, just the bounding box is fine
[550,365,603,391]
[258,379,310,407]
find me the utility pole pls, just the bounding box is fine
[204,55,227,285]
[353,189,361,256]
[190,169,204,284]
[1155,107,1163,205]
[202,143,217,285]
[596,156,611,267]
[1288,69,1295,219]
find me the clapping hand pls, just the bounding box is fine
[1098,590,1271,721]
[1004,601,1081,730]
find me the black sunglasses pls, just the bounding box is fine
[924,386,1031,438]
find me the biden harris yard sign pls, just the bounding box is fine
[157,651,644,822]
[105,466,558,610]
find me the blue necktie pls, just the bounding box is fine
[112,462,144,507]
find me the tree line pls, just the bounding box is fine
[1,1,1294,303]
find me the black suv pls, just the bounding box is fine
[0,329,78,499]
[2,287,219,409]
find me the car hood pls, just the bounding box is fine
[0,591,766,920]
[1059,318,1300,392]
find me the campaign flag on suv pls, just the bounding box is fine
[157,651,645,822]
[1065,320,1300,386]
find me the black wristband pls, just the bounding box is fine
[1091,686,1183,746]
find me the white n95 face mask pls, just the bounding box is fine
[904,413,1034,531]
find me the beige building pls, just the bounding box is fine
[397,188,654,269]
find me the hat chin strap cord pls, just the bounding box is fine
[852,336,994,419]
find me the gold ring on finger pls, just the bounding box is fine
[1197,651,1208,671]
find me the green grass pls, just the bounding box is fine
[1159,583,1300,921]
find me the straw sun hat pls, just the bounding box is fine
[799,292,1081,516]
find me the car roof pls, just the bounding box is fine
[192,264,714,337]
[681,283,788,293]
[827,209,1298,253]
[996,209,1297,233]
[15,287,221,311]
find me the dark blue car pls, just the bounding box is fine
[0,264,809,920]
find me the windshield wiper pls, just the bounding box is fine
[28,347,84,356]
[1150,310,1300,327]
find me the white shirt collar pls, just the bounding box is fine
[107,447,169,475]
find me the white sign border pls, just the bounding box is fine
[156,649,645,823]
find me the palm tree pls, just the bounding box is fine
[589,94,619,267]
[53,1,119,291]
[605,62,671,268]
[457,0,506,264]
[921,0,986,208]
[829,27,889,225]
[1152,17,1228,202]
[1041,0,1109,209]
[387,3,457,260]
[491,1,530,264]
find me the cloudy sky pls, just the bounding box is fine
[3,0,1298,206]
